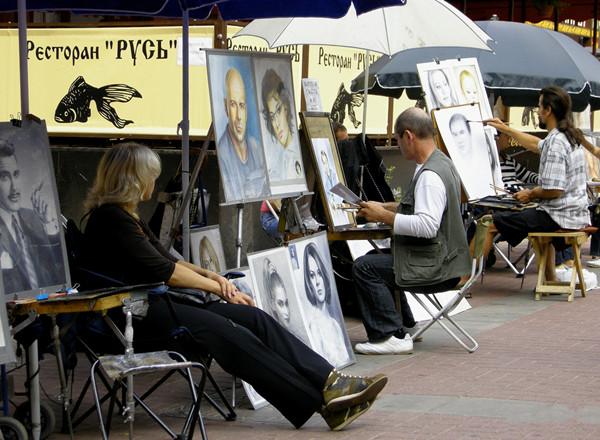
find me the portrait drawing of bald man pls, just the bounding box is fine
[207,53,269,204]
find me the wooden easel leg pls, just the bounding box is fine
[573,241,587,299]
[532,238,547,301]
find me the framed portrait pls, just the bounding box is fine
[189,225,227,273]
[247,247,312,347]
[205,50,308,205]
[206,50,270,205]
[452,58,493,120]
[300,112,354,231]
[0,119,70,300]
[229,267,269,410]
[253,53,308,196]
[417,61,460,112]
[288,232,355,369]
[433,104,495,200]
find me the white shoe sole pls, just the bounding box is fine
[354,344,413,355]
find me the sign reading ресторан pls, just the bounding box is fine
[1,25,395,137]
[1,26,215,137]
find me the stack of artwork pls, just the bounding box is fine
[247,231,354,369]
[417,58,503,200]
[188,226,354,408]
[206,50,308,205]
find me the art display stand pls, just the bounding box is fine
[235,203,244,268]
[167,124,214,254]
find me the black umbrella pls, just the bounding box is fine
[351,20,600,111]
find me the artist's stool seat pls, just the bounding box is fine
[528,226,598,302]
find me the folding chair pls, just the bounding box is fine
[492,235,535,286]
[407,215,491,353]
[62,220,236,437]
[90,306,210,440]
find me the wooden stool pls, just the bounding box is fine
[528,227,597,302]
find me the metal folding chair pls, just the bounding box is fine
[408,215,491,353]
[90,308,209,440]
[492,235,535,287]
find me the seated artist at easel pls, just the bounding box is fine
[352,108,471,355]
[80,142,387,431]
[483,86,590,280]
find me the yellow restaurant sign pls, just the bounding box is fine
[0,25,392,137]
[1,26,215,137]
[528,20,593,38]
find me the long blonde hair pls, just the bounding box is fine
[84,142,161,214]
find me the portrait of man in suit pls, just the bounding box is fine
[0,138,65,295]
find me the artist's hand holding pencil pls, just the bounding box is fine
[483,117,510,133]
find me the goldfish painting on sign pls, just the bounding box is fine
[54,76,142,129]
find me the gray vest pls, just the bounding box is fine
[393,149,471,287]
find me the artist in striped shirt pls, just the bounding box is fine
[484,86,589,281]
[499,155,539,193]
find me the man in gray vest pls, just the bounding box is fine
[352,108,471,355]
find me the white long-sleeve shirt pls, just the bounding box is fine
[393,164,447,239]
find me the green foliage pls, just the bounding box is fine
[384,165,403,202]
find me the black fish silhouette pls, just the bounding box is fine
[54,76,142,129]
[330,83,364,129]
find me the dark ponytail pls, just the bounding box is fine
[540,86,584,148]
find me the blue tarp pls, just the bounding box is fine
[0,0,406,19]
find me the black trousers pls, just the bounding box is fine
[493,208,566,250]
[134,295,333,428]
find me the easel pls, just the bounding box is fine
[167,124,214,252]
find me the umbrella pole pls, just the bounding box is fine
[361,50,370,143]
[18,8,41,440]
[18,0,29,115]
[181,9,191,261]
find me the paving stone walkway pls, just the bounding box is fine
[12,244,600,439]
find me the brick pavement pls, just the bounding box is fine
[11,244,600,439]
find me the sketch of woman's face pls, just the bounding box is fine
[267,92,291,148]
[271,281,290,323]
[430,69,453,107]
[460,72,479,103]
[307,254,326,305]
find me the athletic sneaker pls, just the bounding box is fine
[403,324,424,342]
[354,334,413,355]
[587,258,600,268]
[321,400,373,431]
[322,371,388,412]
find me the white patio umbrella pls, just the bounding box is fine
[236,0,493,138]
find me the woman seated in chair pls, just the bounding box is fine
[80,142,387,431]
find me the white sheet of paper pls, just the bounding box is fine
[330,182,361,205]
[406,290,471,322]
[302,78,323,112]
